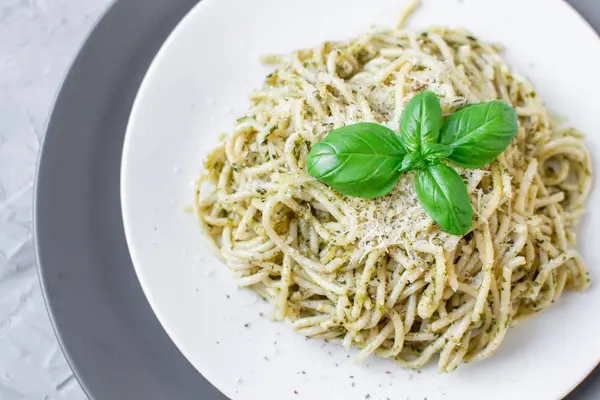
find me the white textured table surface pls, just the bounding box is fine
[0,1,111,399]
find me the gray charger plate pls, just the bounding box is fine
[33,0,600,399]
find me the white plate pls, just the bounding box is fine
[121,0,600,399]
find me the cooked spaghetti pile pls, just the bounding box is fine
[195,5,592,372]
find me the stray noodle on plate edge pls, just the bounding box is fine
[193,0,592,372]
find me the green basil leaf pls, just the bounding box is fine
[415,163,473,235]
[422,142,453,161]
[306,122,406,198]
[440,101,518,168]
[400,90,443,152]
[399,152,427,172]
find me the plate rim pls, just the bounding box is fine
[122,1,600,399]
[34,2,118,398]
[31,0,600,398]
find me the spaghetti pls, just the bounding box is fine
[194,2,592,371]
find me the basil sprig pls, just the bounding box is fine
[306,90,518,235]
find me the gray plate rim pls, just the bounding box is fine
[33,0,600,399]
